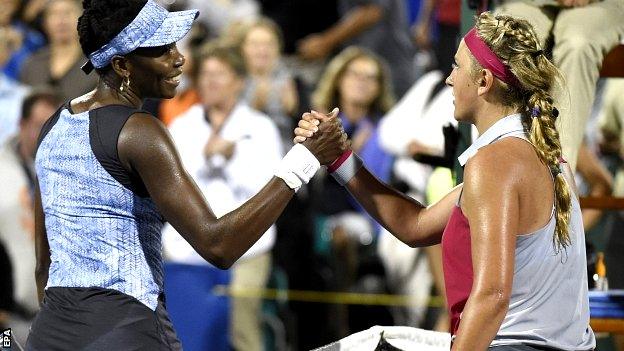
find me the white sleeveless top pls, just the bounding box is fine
[459,114,596,350]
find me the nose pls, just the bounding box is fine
[445,74,453,87]
[173,48,186,68]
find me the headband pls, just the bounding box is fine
[463,27,519,87]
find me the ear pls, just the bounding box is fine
[477,68,495,96]
[110,55,131,78]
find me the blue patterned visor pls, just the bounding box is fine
[83,0,198,73]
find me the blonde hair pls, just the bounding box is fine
[312,46,395,115]
[473,12,570,251]
[236,17,285,52]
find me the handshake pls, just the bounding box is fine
[293,108,351,166]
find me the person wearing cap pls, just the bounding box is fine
[295,11,595,351]
[26,0,348,349]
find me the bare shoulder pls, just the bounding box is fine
[120,112,172,147]
[463,138,528,195]
[118,112,178,168]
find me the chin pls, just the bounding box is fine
[160,87,178,99]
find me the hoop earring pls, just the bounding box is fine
[119,76,130,93]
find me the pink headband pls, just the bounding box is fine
[463,28,519,86]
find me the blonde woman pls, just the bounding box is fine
[312,46,395,216]
[296,12,595,351]
[313,46,394,161]
[310,46,397,335]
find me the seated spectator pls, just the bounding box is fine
[0,89,60,346]
[298,0,416,97]
[0,0,45,81]
[238,17,299,154]
[162,44,282,351]
[376,69,460,332]
[310,46,396,337]
[20,0,97,101]
[0,26,30,145]
[186,0,259,38]
[496,0,624,171]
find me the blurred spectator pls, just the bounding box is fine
[496,0,624,171]
[311,46,395,336]
[411,0,460,75]
[378,71,457,197]
[238,17,299,154]
[596,78,624,351]
[0,0,46,81]
[186,0,259,37]
[0,26,30,145]
[258,0,339,86]
[575,142,613,230]
[298,0,416,97]
[162,44,282,351]
[19,0,97,101]
[0,89,60,346]
[376,70,458,331]
[20,0,48,31]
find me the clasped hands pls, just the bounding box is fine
[295,108,351,166]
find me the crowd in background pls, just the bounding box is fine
[0,0,623,350]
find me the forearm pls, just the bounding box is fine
[345,166,433,246]
[200,178,293,269]
[416,0,436,26]
[323,5,383,49]
[451,291,509,350]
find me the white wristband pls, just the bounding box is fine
[275,144,321,192]
[329,151,363,186]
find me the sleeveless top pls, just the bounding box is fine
[442,114,595,350]
[34,102,165,311]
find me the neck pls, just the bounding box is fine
[94,74,143,109]
[473,103,519,136]
[206,97,238,126]
[249,64,274,77]
[340,100,370,123]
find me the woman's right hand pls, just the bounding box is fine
[298,109,350,165]
[294,108,338,144]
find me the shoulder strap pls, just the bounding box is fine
[89,105,151,197]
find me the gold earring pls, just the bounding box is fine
[120,76,130,93]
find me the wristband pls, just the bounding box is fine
[329,150,363,186]
[275,144,321,192]
[328,150,353,173]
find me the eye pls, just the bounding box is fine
[451,63,459,70]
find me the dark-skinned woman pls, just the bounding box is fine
[26,0,347,349]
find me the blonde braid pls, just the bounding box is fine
[474,12,572,250]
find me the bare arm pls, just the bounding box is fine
[345,168,460,246]
[577,143,613,230]
[412,0,437,48]
[282,77,299,116]
[451,149,517,351]
[34,181,50,304]
[119,113,346,269]
[297,4,383,60]
[295,111,459,246]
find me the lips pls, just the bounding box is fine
[164,72,183,86]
